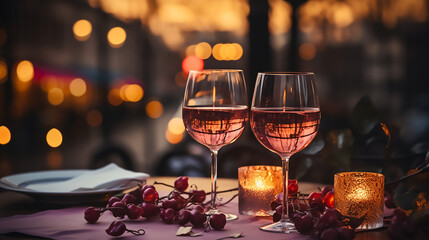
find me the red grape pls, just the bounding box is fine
[336,227,355,240]
[143,188,159,203]
[191,204,205,213]
[111,201,127,218]
[126,204,143,220]
[177,209,191,225]
[160,208,175,224]
[84,207,101,223]
[141,202,158,218]
[106,221,126,236]
[162,199,178,210]
[128,186,143,202]
[141,184,155,192]
[209,213,226,230]
[323,191,334,208]
[273,212,281,222]
[288,179,298,195]
[108,196,121,207]
[189,189,206,203]
[122,193,137,205]
[270,201,281,211]
[308,192,322,204]
[171,192,187,209]
[321,185,333,198]
[190,210,206,227]
[295,213,314,234]
[319,208,340,228]
[384,194,397,209]
[320,228,338,240]
[174,176,189,192]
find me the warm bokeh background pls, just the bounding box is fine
[0,0,428,183]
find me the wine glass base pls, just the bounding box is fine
[259,220,297,233]
[205,209,238,221]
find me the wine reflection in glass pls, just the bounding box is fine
[250,72,320,232]
[182,69,248,220]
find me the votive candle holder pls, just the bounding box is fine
[238,165,282,216]
[334,172,384,230]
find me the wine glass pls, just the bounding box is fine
[250,72,320,233]
[182,69,248,220]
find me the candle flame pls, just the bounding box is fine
[283,88,286,111]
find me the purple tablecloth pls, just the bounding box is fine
[0,201,313,240]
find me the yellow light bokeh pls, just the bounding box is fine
[0,61,7,83]
[165,129,183,144]
[108,88,123,106]
[124,84,144,102]
[186,44,196,56]
[195,42,211,59]
[299,43,317,60]
[48,87,64,105]
[73,19,92,41]
[212,43,222,60]
[231,43,243,60]
[168,117,185,135]
[145,100,164,119]
[69,78,87,97]
[107,27,127,48]
[16,60,34,82]
[87,109,103,127]
[0,126,11,145]
[46,128,63,148]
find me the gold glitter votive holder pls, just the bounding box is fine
[334,172,384,230]
[238,165,282,216]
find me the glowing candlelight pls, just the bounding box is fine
[238,166,282,216]
[334,172,384,230]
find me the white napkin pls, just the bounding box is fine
[24,163,149,192]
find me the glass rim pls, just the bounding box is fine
[334,171,384,178]
[189,69,243,74]
[258,72,314,76]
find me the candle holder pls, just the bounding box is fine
[238,165,282,216]
[334,172,384,230]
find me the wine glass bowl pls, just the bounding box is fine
[250,72,320,233]
[182,69,248,220]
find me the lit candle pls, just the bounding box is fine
[238,166,282,216]
[334,172,384,230]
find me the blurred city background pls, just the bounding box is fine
[0,0,428,183]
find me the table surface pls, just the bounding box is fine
[0,177,389,240]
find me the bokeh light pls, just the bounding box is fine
[16,60,34,82]
[46,128,63,148]
[0,126,11,145]
[87,109,103,127]
[146,100,164,119]
[69,78,87,97]
[47,151,63,169]
[107,27,127,48]
[299,43,317,60]
[48,87,64,105]
[212,43,243,61]
[124,84,144,102]
[186,44,196,56]
[73,19,92,41]
[195,42,211,59]
[168,117,185,135]
[0,61,7,83]
[165,129,183,144]
[108,88,123,106]
[182,55,204,74]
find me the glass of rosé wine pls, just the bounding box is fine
[250,72,320,233]
[182,69,248,220]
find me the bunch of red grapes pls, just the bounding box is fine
[83,176,226,237]
[270,185,356,240]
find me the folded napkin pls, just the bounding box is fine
[24,163,149,192]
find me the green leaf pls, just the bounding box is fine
[176,226,201,237]
[394,183,418,210]
[301,133,325,155]
[351,95,379,135]
[323,129,353,168]
[403,165,429,192]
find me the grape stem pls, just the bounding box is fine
[126,228,145,236]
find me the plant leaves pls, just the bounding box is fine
[230,233,243,238]
[394,183,418,210]
[351,95,379,135]
[341,213,367,229]
[323,129,353,168]
[301,133,325,155]
[176,226,201,237]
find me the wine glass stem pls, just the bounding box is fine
[210,149,219,210]
[281,157,290,222]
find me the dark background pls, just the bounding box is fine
[1,0,428,184]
